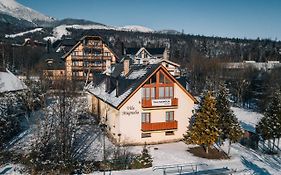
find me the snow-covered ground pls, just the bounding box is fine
[5,28,43,38]
[1,106,280,175]
[232,107,264,133]
[88,141,280,175]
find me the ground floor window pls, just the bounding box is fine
[142,113,151,123]
[141,133,151,138]
[166,111,174,121]
[165,131,174,135]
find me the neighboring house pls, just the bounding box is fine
[22,38,46,48]
[125,47,169,65]
[86,60,196,145]
[53,38,77,54]
[157,59,181,77]
[0,69,27,93]
[62,36,118,81]
[42,52,65,80]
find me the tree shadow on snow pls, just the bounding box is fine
[241,156,271,175]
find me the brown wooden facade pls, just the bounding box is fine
[63,36,118,81]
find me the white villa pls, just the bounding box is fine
[86,60,196,145]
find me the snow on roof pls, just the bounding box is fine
[86,81,133,108]
[0,69,27,93]
[232,107,264,133]
[126,68,147,79]
[86,64,160,108]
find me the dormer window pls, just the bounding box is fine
[46,59,54,64]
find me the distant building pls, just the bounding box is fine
[22,38,46,48]
[42,52,65,80]
[125,47,169,65]
[86,61,196,145]
[53,38,77,54]
[158,59,181,77]
[223,61,281,71]
[62,36,118,81]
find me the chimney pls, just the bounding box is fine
[105,75,111,92]
[123,57,130,76]
[115,77,119,97]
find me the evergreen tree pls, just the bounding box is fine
[216,85,243,155]
[257,89,281,151]
[184,91,221,154]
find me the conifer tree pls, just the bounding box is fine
[257,89,281,152]
[184,91,221,154]
[216,85,243,155]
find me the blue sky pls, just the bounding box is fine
[18,0,281,40]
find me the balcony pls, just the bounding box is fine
[142,98,178,108]
[141,120,178,131]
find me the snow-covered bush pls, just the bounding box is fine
[0,92,22,148]
[131,144,153,169]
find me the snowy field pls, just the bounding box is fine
[0,107,280,175]
[87,141,280,175]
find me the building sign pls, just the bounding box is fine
[122,106,140,116]
[152,99,171,106]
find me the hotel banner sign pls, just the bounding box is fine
[152,99,171,106]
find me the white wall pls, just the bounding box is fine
[118,83,195,145]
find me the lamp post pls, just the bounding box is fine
[100,123,107,174]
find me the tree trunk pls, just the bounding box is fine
[228,141,231,155]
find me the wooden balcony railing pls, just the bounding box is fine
[142,98,178,108]
[141,120,178,131]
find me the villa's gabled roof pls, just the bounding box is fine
[86,63,196,109]
[61,36,119,60]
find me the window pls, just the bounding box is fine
[145,88,150,100]
[142,70,174,100]
[159,87,165,98]
[166,111,174,121]
[151,74,156,84]
[142,113,151,123]
[72,61,79,66]
[71,51,79,56]
[94,41,99,46]
[165,131,174,135]
[104,52,111,56]
[72,71,79,76]
[164,87,173,98]
[159,73,164,83]
[83,61,89,67]
[151,87,156,99]
[141,133,151,138]
[142,87,156,100]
